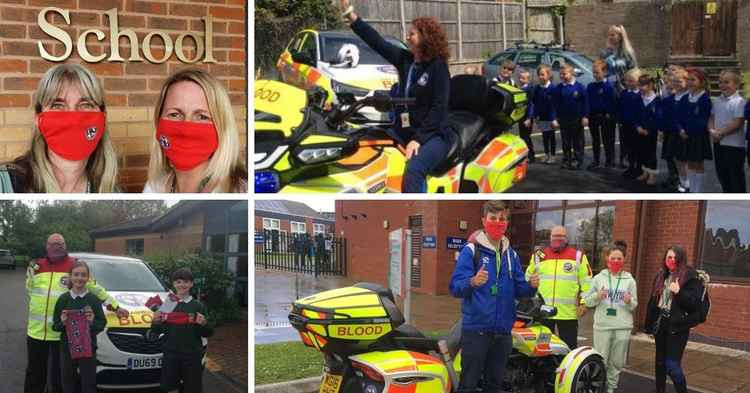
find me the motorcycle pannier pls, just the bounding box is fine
[288,283,405,353]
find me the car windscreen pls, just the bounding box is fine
[85,259,166,292]
[320,35,403,65]
[568,53,593,72]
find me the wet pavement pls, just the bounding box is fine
[255,270,750,392]
[508,128,750,193]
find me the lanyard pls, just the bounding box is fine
[608,273,623,306]
[404,64,416,97]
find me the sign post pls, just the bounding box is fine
[388,229,412,324]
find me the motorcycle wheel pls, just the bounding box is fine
[569,355,606,393]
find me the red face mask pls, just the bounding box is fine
[156,119,219,171]
[38,111,105,161]
[607,259,624,274]
[483,219,508,241]
[665,256,677,271]
[551,239,567,251]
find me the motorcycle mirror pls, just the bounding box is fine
[371,90,393,113]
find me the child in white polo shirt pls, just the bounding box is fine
[709,70,747,193]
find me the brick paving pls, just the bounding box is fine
[206,314,248,389]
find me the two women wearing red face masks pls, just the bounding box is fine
[0,64,247,193]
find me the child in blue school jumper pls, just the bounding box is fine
[587,59,617,169]
[517,68,536,163]
[527,64,557,164]
[634,74,662,185]
[617,68,643,178]
[659,67,687,190]
[553,63,589,170]
[676,68,713,193]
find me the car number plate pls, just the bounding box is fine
[319,373,343,393]
[127,357,162,370]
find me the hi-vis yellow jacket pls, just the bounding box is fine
[26,256,119,341]
[525,246,593,320]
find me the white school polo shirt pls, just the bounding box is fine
[711,92,747,148]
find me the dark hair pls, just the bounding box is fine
[638,74,655,86]
[67,261,91,289]
[651,245,688,298]
[411,17,450,61]
[610,240,627,257]
[171,268,194,282]
[482,200,509,218]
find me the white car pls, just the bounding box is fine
[71,253,208,390]
[277,29,405,125]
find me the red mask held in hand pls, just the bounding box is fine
[483,219,508,241]
[38,111,105,161]
[607,259,624,274]
[665,256,677,271]
[156,119,219,171]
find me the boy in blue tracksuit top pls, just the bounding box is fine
[618,69,643,177]
[528,64,557,164]
[553,64,589,170]
[450,201,539,393]
[634,74,662,184]
[587,59,617,169]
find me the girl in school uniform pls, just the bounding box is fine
[635,74,662,185]
[617,68,642,178]
[677,68,713,193]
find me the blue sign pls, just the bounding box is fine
[255,233,265,244]
[422,236,436,248]
[447,237,467,249]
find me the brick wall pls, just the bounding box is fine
[565,2,670,68]
[738,1,750,69]
[94,212,204,255]
[0,0,247,192]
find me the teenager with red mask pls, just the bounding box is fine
[0,64,118,193]
[644,246,702,393]
[24,234,128,393]
[449,201,539,393]
[584,240,637,393]
[145,68,247,193]
[525,225,592,350]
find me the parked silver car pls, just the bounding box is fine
[0,249,15,269]
[482,43,595,87]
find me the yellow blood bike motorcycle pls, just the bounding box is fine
[255,74,529,193]
[288,283,606,393]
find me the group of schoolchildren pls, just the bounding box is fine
[495,59,749,193]
[53,262,211,393]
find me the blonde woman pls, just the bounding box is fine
[144,68,247,193]
[600,25,638,92]
[0,64,118,193]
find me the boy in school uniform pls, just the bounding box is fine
[528,64,557,164]
[518,68,536,163]
[634,74,662,185]
[553,63,589,170]
[492,59,517,87]
[709,70,747,193]
[587,59,617,169]
[617,68,643,178]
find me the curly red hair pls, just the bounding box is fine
[411,17,451,62]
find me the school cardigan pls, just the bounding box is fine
[682,91,712,136]
[618,89,641,126]
[587,80,616,115]
[660,91,688,134]
[350,17,450,145]
[553,80,589,120]
[528,82,557,121]
[635,93,662,135]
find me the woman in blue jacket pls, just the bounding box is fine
[340,0,453,192]
[449,201,539,393]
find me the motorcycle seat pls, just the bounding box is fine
[429,75,490,176]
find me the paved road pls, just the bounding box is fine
[508,127,750,193]
[0,269,242,393]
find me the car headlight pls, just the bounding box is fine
[296,147,343,164]
[331,79,370,97]
[255,171,280,193]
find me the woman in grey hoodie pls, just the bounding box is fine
[584,240,638,393]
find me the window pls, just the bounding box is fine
[313,223,326,235]
[208,234,226,253]
[287,32,307,55]
[125,239,144,255]
[262,218,280,231]
[488,52,514,66]
[700,201,750,281]
[516,51,543,72]
[291,221,306,234]
[298,33,317,61]
[549,53,568,71]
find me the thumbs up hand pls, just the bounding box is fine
[471,264,489,288]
